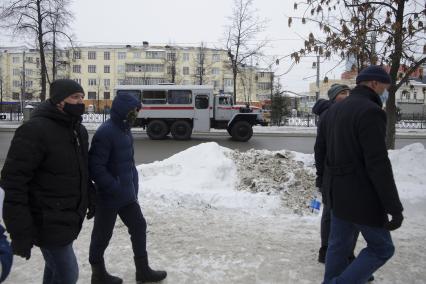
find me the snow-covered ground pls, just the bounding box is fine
[4,143,426,283]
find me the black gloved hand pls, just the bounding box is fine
[87,204,96,220]
[11,239,32,260]
[384,212,404,231]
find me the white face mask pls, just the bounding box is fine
[380,89,389,103]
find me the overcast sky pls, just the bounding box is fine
[0,0,347,92]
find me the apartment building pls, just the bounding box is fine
[0,43,273,110]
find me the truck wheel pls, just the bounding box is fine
[171,120,192,140]
[147,120,169,140]
[230,121,253,142]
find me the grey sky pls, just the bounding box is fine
[1,0,346,92]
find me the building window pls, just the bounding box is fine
[88,51,96,60]
[72,65,81,73]
[183,53,189,61]
[183,67,189,75]
[167,53,176,61]
[213,80,219,88]
[12,57,20,64]
[88,65,96,73]
[25,81,33,88]
[25,69,33,76]
[125,64,164,72]
[133,52,141,58]
[118,52,126,60]
[224,79,233,86]
[196,67,205,75]
[197,53,205,62]
[146,51,165,59]
[74,78,81,84]
[117,65,125,73]
[104,79,110,87]
[104,65,110,73]
[13,69,20,76]
[12,92,20,100]
[88,79,97,86]
[26,57,33,63]
[257,82,272,90]
[212,68,220,75]
[212,54,220,62]
[104,51,110,60]
[13,80,21,88]
[87,91,96,100]
[73,51,81,59]
[104,92,110,99]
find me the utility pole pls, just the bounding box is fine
[20,50,26,112]
[0,78,3,113]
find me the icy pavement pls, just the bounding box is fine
[4,142,426,283]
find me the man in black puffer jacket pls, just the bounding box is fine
[0,79,93,284]
[322,66,404,284]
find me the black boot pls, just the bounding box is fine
[134,256,167,283]
[91,261,123,284]
[318,246,327,263]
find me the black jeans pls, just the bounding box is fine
[89,201,147,264]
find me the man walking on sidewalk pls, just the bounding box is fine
[321,66,404,283]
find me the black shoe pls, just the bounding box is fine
[318,246,327,263]
[91,261,123,284]
[368,275,375,282]
[135,256,167,283]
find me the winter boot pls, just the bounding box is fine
[318,246,327,263]
[91,261,123,284]
[134,256,167,283]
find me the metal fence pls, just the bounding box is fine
[2,110,425,129]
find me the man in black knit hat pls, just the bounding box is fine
[321,66,404,283]
[0,79,94,284]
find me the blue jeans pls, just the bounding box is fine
[40,243,78,284]
[323,212,394,284]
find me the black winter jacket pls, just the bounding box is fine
[321,85,403,227]
[312,99,332,188]
[0,100,89,247]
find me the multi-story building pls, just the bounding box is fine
[0,43,273,110]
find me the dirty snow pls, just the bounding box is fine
[4,142,426,284]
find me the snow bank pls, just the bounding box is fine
[389,143,426,202]
[137,142,282,215]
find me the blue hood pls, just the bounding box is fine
[110,93,141,121]
[312,99,332,116]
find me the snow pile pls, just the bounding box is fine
[230,149,316,215]
[138,142,282,214]
[389,143,426,202]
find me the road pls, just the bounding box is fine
[1,130,426,164]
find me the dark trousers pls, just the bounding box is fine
[40,243,78,284]
[89,201,147,264]
[323,212,394,284]
[321,203,359,256]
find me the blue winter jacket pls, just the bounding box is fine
[89,94,141,208]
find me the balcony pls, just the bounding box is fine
[397,98,425,104]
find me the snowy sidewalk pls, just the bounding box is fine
[4,143,426,283]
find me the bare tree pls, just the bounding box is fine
[225,0,268,102]
[194,42,214,85]
[164,45,179,83]
[0,0,74,101]
[289,0,426,149]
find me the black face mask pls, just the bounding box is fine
[63,103,85,117]
[126,110,138,126]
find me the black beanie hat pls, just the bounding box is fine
[356,65,392,85]
[50,79,84,104]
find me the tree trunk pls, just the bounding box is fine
[385,1,405,149]
[37,0,47,101]
[233,69,237,103]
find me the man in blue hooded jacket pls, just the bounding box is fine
[88,93,167,284]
